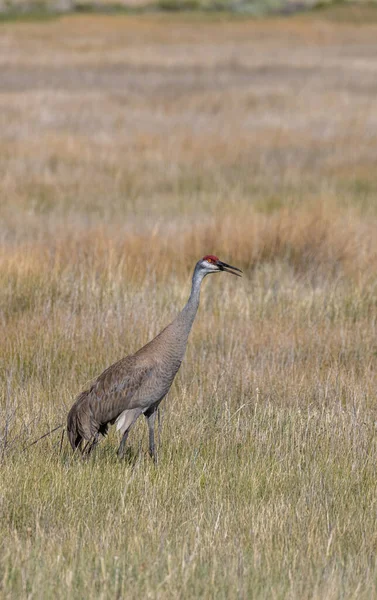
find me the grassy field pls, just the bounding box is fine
[1,7,377,598]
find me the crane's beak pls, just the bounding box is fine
[217,260,243,277]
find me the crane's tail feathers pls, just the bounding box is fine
[23,424,64,452]
[66,414,82,452]
[67,390,100,453]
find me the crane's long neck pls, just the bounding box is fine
[176,264,206,337]
[140,264,207,366]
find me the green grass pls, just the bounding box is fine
[2,399,377,598]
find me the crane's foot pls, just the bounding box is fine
[117,446,125,460]
[149,448,158,466]
[117,433,129,459]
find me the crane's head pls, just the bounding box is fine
[199,255,242,277]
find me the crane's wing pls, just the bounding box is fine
[90,356,155,424]
[67,356,155,448]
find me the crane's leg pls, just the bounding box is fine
[118,429,131,459]
[145,406,158,465]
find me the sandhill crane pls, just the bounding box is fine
[67,255,242,462]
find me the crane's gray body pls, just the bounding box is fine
[67,257,241,460]
[67,265,203,454]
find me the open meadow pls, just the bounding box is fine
[1,6,377,598]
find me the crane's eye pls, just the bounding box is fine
[206,258,213,263]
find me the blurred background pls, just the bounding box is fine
[0,0,363,15]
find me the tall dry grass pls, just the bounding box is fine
[1,7,377,598]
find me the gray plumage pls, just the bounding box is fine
[67,255,242,461]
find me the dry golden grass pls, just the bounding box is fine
[1,7,377,598]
